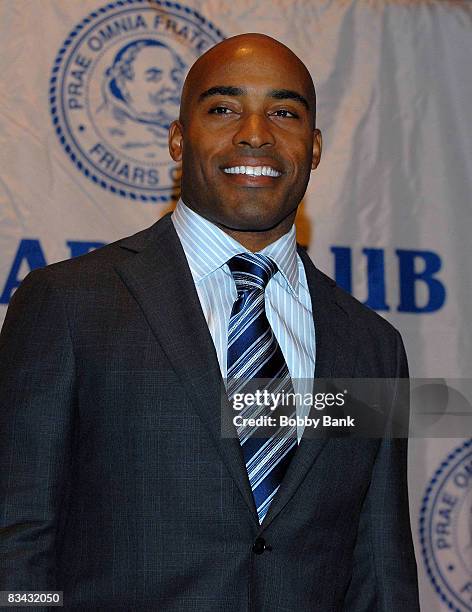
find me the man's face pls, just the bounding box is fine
[169,40,321,234]
[128,45,182,117]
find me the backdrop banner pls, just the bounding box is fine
[1,1,471,609]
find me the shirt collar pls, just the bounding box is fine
[172,199,299,297]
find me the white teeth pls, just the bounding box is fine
[223,165,281,177]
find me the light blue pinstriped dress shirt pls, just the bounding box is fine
[172,199,316,442]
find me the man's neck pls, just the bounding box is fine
[212,215,296,253]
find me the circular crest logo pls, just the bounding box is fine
[420,440,472,611]
[49,0,224,202]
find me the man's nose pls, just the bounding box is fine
[232,113,276,148]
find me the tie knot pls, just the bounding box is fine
[227,253,277,292]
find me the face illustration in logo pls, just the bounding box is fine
[99,38,186,148]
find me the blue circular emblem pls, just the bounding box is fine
[420,440,472,611]
[49,0,224,202]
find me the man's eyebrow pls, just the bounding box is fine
[198,86,245,101]
[198,86,310,111]
[268,89,309,110]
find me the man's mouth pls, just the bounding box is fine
[223,165,282,178]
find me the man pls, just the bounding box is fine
[0,34,419,610]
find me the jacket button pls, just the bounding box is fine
[252,537,267,555]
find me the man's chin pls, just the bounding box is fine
[182,198,296,233]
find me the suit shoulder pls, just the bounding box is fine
[332,280,400,340]
[18,244,123,292]
[300,252,401,343]
[18,217,169,291]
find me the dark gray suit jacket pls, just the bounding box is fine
[0,213,419,611]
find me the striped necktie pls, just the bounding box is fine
[226,253,297,523]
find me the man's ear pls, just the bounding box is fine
[168,120,184,162]
[311,128,322,170]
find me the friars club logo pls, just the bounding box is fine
[420,440,472,611]
[49,0,224,202]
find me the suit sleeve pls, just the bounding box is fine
[343,330,420,611]
[0,269,76,590]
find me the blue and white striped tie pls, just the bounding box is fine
[226,253,297,523]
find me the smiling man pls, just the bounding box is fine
[169,35,321,251]
[0,34,419,610]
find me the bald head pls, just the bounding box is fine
[168,32,322,251]
[179,33,317,128]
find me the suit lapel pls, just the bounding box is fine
[260,246,356,530]
[299,246,357,380]
[113,214,259,524]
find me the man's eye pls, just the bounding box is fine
[146,69,163,82]
[209,106,233,115]
[271,109,298,118]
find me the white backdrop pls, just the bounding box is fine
[1,1,471,609]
